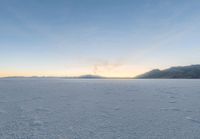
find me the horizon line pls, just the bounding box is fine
[0,75,135,79]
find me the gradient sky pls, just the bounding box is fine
[0,0,200,77]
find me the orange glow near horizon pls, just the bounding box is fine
[0,66,149,78]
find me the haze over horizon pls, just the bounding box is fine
[1,0,200,77]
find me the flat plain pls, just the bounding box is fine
[0,78,200,139]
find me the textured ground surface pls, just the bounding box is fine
[0,79,200,139]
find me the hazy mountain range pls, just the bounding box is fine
[136,65,200,79]
[1,65,200,79]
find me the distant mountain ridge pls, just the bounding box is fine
[1,75,104,79]
[77,75,103,79]
[2,65,200,79]
[136,65,200,79]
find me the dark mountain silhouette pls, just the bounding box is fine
[135,65,200,79]
[78,75,103,79]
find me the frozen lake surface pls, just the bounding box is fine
[0,79,200,139]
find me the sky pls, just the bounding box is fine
[0,0,200,77]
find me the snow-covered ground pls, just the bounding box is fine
[0,79,200,139]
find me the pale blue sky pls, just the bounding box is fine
[0,0,200,77]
